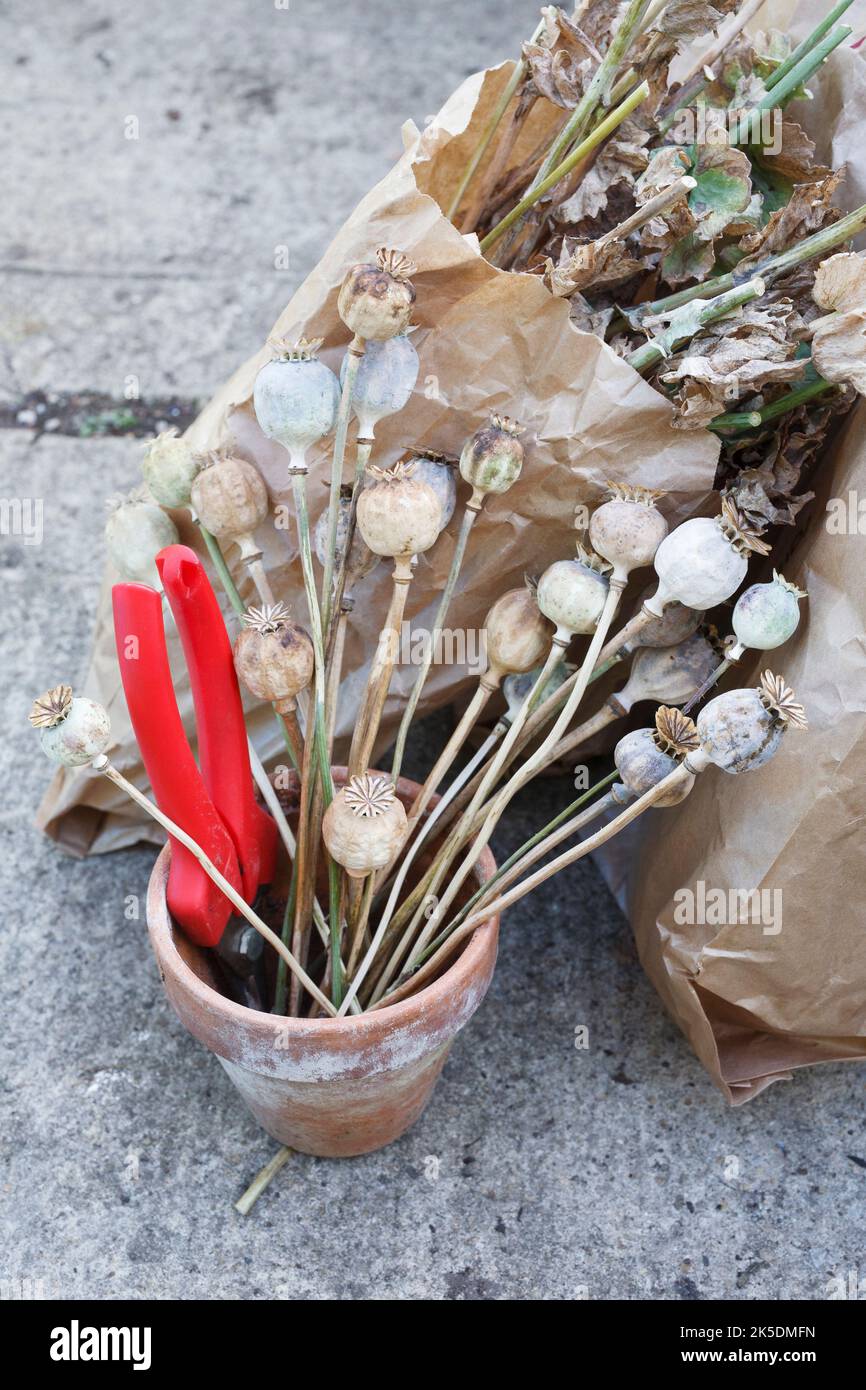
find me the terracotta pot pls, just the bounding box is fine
[146,772,499,1158]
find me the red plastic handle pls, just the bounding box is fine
[156,545,277,899]
[112,582,241,946]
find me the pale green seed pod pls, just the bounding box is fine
[730,572,806,659]
[105,495,179,586]
[536,547,609,640]
[459,414,524,497]
[29,685,110,768]
[253,338,340,469]
[142,430,201,508]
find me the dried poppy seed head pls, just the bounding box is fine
[537,547,610,640]
[343,773,397,817]
[323,773,408,878]
[613,725,694,806]
[717,495,772,558]
[104,492,180,586]
[648,505,752,615]
[730,573,806,657]
[141,429,202,509]
[30,687,111,767]
[484,586,555,679]
[344,332,420,433]
[401,451,457,531]
[459,414,525,498]
[242,602,292,635]
[653,706,700,758]
[590,483,668,584]
[267,336,325,362]
[338,248,417,341]
[356,462,441,558]
[759,671,808,730]
[29,684,73,729]
[189,452,269,543]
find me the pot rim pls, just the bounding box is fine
[146,771,499,1044]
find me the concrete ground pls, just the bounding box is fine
[2,0,863,1302]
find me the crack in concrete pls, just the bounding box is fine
[0,389,200,438]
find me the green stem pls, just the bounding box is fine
[732,27,852,145]
[480,80,650,254]
[764,2,855,92]
[626,277,766,375]
[272,866,298,1016]
[390,501,480,784]
[199,522,244,613]
[619,202,866,331]
[710,375,836,431]
[321,340,365,633]
[535,0,652,186]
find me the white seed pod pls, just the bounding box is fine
[313,487,379,587]
[342,331,419,435]
[142,429,201,508]
[730,571,806,659]
[612,630,721,712]
[628,597,704,650]
[484,585,555,676]
[402,451,457,531]
[105,494,179,586]
[648,498,771,615]
[253,338,340,468]
[189,453,269,544]
[588,483,668,583]
[337,248,416,341]
[356,462,441,559]
[459,414,524,497]
[696,670,807,775]
[233,604,314,712]
[613,709,696,807]
[502,660,574,716]
[29,685,110,768]
[536,547,610,640]
[322,773,408,879]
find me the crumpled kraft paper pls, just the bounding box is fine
[36,56,718,853]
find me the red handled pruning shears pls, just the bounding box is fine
[112,545,277,947]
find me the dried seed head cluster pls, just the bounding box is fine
[338,247,417,341]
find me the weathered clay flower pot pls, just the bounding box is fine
[146,772,499,1158]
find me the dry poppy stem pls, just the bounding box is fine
[384,582,627,993]
[91,755,338,1016]
[321,335,366,633]
[461,91,538,236]
[390,495,483,783]
[446,17,545,224]
[323,436,375,673]
[234,1146,293,1216]
[594,175,698,250]
[480,81,650,253]
[347,554,415,777]
[374,763,695,1012]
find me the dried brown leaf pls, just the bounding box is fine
[812,310,866,395]
[524,7,601,109]
[812,252,866,314]
[737,171,845,265]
